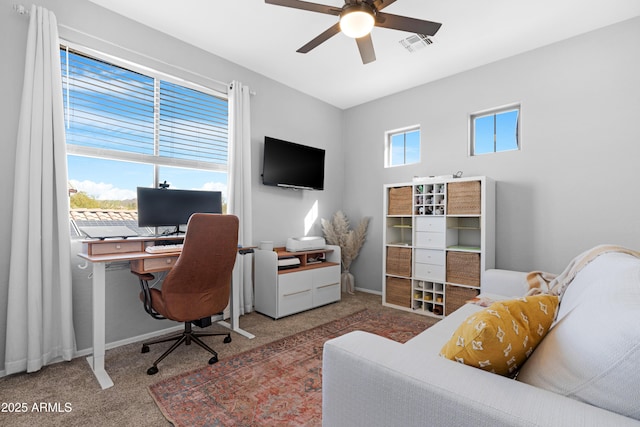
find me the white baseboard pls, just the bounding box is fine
[0,317,231,380]
[72,325,185,359]
[354,286,381,295]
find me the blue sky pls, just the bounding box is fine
[68,156,227,201]
[391,129,420,166]
[474,110,519,154]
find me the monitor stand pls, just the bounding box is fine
[156,225,184,237]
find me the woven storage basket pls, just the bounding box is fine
[445,285,479,315]
[386,277,411,307]
[446,251,480,287]
[386,247,412,277]
[447,180,481,215]
[388,186,412,215]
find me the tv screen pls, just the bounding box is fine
[137,187,222,229]
[262,136,325,190]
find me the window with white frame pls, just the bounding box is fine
[60,45,229,236]
[385,126,420,167]
[470,104,520,156]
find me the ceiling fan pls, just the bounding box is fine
[265,0,442,64]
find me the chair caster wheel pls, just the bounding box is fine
[141,345,150,353]
[147,366,159,375]
[224,335,232,344]
[208,355,218,364]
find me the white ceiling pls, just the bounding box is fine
[89,0,640,109]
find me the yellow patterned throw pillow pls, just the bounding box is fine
[440,294,559,377]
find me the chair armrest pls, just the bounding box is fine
[322,331,639,427]
[482,269,530,297]
[131,272,165,320]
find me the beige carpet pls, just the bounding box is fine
[0,292,433,426]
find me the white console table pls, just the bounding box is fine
[254,246,341,319]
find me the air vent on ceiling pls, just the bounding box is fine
[399,34,433,53]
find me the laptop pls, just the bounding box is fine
[80,226,139,240]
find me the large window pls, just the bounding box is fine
[470,104,520,155]
[385,126,420,167]
[61,46,229,234]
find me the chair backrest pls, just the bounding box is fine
[160,213,239,322]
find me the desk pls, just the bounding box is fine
[78,236,255,390]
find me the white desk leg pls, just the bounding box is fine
[219,254,255,339]
[86,262,114,389]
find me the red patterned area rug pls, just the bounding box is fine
[148,309,435,426]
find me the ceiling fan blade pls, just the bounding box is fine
[356,34,376,64]
[265,0,341,16]
[297,22,341,53]
[376,12,442,36]
[372,0,398,11]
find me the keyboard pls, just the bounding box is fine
[145,244,183,254]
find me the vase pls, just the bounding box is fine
[341,271,355,294]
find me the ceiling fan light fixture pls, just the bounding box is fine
[339,4,375,38]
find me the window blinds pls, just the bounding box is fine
[159,81,228,164]
[60,47,228,167]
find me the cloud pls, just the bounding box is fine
[197,182,227,198]
[69,179,227,202]
[70,179,136,200]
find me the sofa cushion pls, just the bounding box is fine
[517,252,640,420]
[440,294,558,376]
[405,303,484,352]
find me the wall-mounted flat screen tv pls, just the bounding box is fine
[262,136,325,190]
[137,187,222,230]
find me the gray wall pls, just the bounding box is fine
[344,17,640,293]
[0,0,343,370]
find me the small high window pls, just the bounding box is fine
[470,105,520,155]
[385,126,420,167]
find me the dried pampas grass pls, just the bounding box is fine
[321,211,369,293]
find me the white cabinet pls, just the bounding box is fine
[254,245,341,319]
[313,266,343,307]
[382,176,495,318]
[278,270,314,318]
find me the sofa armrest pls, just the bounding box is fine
[323,331,640,427]
[482,269,530,297]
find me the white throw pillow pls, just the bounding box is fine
[517,252,640,420]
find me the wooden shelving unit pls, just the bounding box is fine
[382,176,495,318]
[274,247,340,273]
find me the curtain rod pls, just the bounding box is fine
[13,3,30,16]
[12,3,255,96]
[58,23,236,94]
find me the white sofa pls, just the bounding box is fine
[323,253,640,426]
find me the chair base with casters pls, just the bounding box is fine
[140,320,231,375]
[134,272,232,375]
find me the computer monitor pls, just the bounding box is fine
[137,187,223,233]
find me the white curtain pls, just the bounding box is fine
[228,81,253,314]
[5,5,75,374]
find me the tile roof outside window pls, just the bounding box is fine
[70,209,138,223]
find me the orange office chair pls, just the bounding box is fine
[132,213,239,375]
